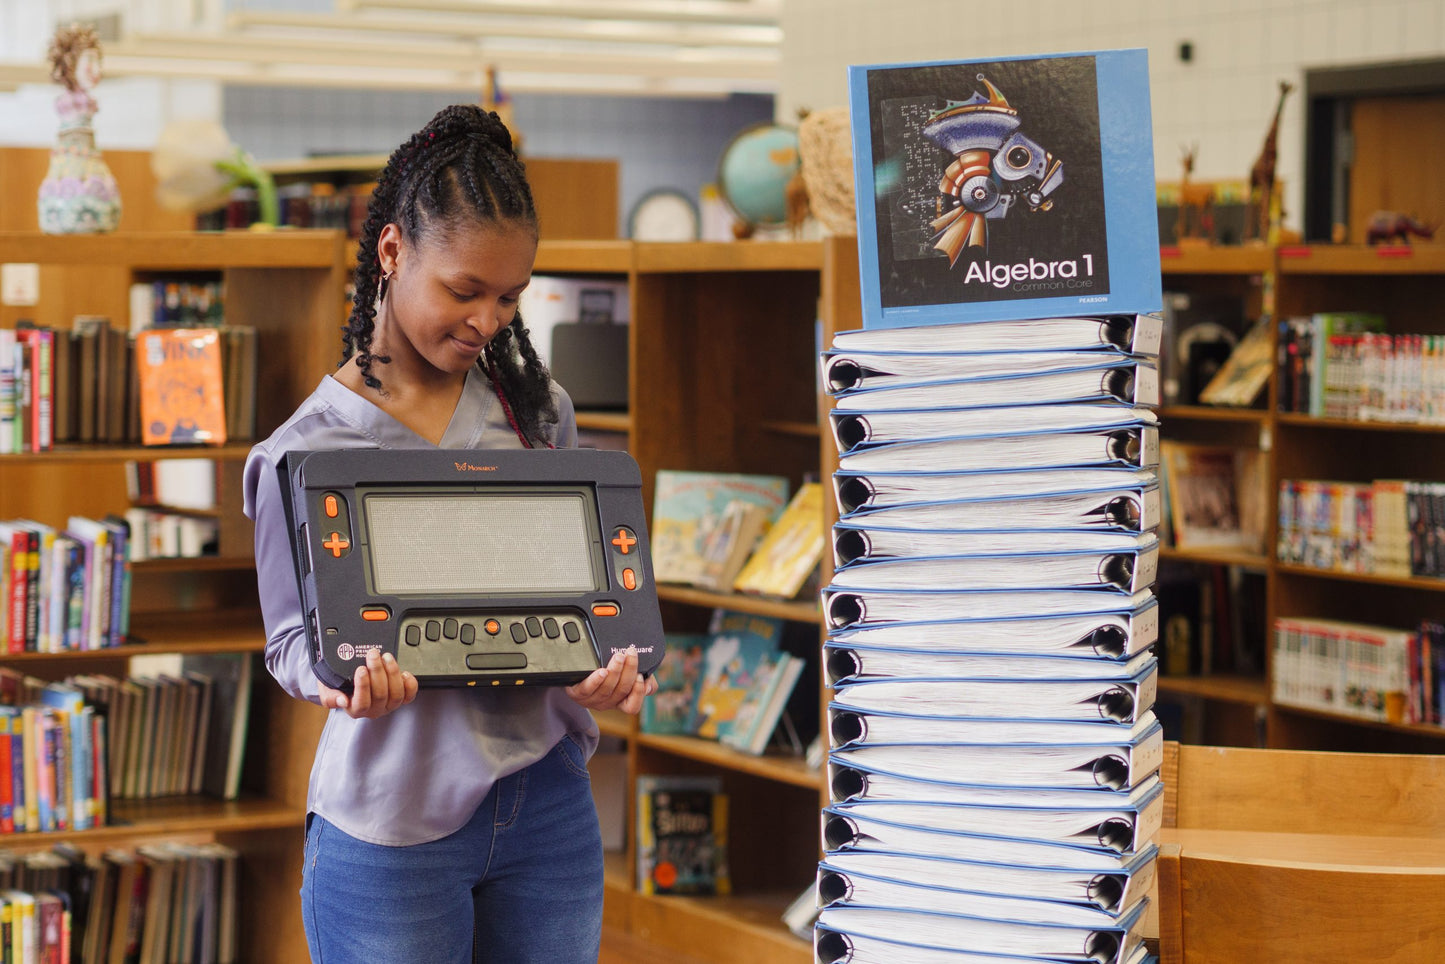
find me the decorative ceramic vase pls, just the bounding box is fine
[37,88,122,233]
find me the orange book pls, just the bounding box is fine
[137,328,227,446]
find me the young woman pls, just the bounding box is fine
[243,103,655,964]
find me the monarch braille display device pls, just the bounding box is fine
[278,448,665,690]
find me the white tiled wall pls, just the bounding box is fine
[778,0,1445,236]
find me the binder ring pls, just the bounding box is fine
[1091,754,1129,790]
[826,648,863,685]
[1097,553,1134,590]
[1095,686,1135,722]
[1106,430,1139,464]
[827,357,866,393]
[835,476,875,514]
[817,871,853,906]
[823,813,862,851]
[815,930,853,964]
[1086,625,1129,658]
[830,767,867,802]
[1096,817,1135,853]
[830,711,866,747]
[1087,873,1126,912]
[1103,495,1140,529]
[828,593,866,628]
[833,528,872,566]
[835,414,870,451]
[1085,931,1122,963]
[1103,367,1135,402]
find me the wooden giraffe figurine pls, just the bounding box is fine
[1245,80,1294,243]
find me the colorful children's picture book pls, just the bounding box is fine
[636,774,731,896]
[650,471,788,586]
[693,610,785,741]
[639,632,709,736]
[848,48,1161,329]
[720,652,805,756]
[137,328,227,446]
[733,481,826,600]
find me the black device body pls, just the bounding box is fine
[278,447,665,691]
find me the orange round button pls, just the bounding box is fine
[484,619,501,635]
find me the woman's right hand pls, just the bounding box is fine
[318,649,419,718]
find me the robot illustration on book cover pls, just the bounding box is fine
[921,74,1065,263]
[859,54,1113,314]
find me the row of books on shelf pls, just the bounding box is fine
[0,840,239,964]
[74,653,252,803]
[1276,478,1445,579]
[650,472,825,601]
[639,610,806,757]
[1,515,131,655]
[1278,312,1445,424]
[194,180,372,237]
[1272,616,1445,728]
[121,508,219,563]
[0,687,104,834]
[0,655,252,835]
[0,320,256,452]
[127,279,226,334]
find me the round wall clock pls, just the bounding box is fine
[627,188,700,241]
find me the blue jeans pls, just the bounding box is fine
[300,735,603,964]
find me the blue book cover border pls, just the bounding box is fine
[848,48,1162,329]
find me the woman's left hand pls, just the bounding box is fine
[565,645,657,715]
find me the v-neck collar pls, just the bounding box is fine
[316,366,498,449]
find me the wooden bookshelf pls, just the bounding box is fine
[0,230,341,963]
[1157,674,1269,707]
[656,585,821,625]
[1161,241,1445,754]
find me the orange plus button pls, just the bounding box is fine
[322,532,350,557]
[610,527,637,555]
[621,568,637,591]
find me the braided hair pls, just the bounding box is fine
[342,104,557,445]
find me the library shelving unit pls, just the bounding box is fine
[531,236,862,963]
[1158,241,1445,755]
[0,228,349,963]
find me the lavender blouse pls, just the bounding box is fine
[242,370,598,846]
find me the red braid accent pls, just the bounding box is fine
[485,357,553,449]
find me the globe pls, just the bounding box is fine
[717,123,800,228]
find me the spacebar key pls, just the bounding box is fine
[466,653,528,670]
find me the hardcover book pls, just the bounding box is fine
[732,482,826,600]
[650,471,788,586]
[639,632,708,736]
[693,610,785,741]
[635,775,731,896]
[848,49,1161,329]
[137,328,227,447]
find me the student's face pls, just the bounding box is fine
[378,219,537,378]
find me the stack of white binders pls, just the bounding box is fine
[814,312,1166,964]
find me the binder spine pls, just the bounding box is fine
[818,252,1160,957]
